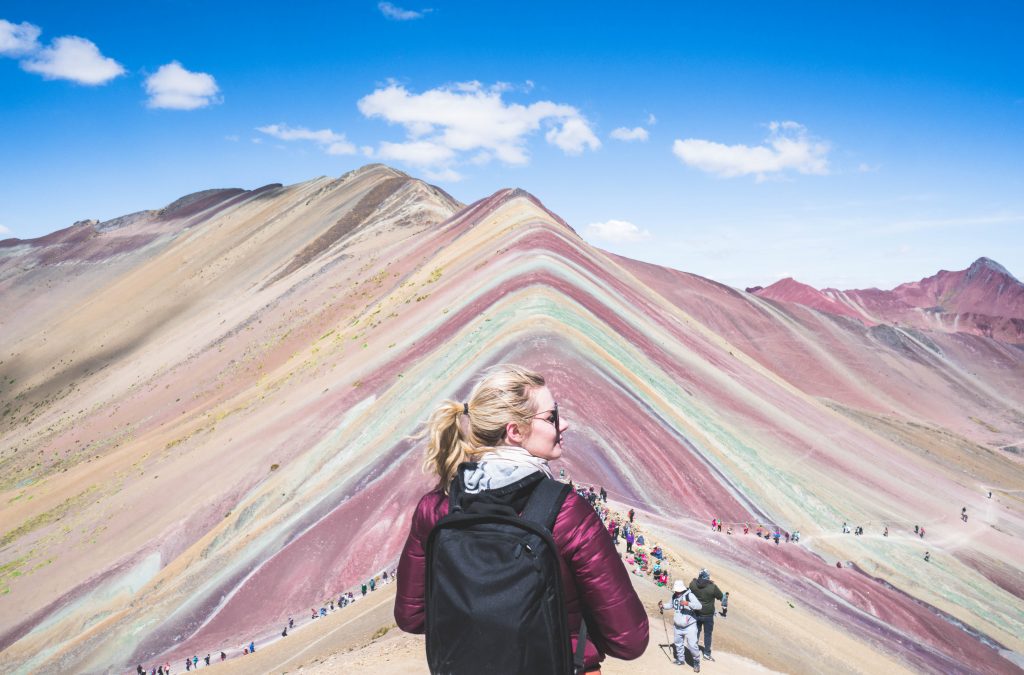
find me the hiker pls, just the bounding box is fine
[629,507,635,523]
[220,652,226,661]
[636,533,645,547]
[914,524,919,534]
[192,656,198,669]
[689,569,725,662]
[924,551,930,562]
[361,583,367,596]
[836,561,842,569]
[370,577,377,592]
[204,654,210,666]
[185,659,191,672]
[282,627,288,637]
[773,531,780,545]
[600,486,607,502]
[394,364,649,673]
[289,616,294,629]
[311,608,317,620]
[625,528,635,553]
[989,491,992,498]
[711,518,717,531]
[383,569,389,583]
[249,641,255,654]
[919,527,925,538]
[659,579,703,671]
[883,526,889,537]
[743,524,749,535]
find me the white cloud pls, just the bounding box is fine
[647,113,657,126]
[256,123,357,155]
[225,134,240,142]
[0,224,10,235]
[610,126,649,142]
[546,117,601,154]
[20,36,124,85]
[357,80,599,179]
[377,140,455,165]
[672,121,830,180]
[326,141,357,155]
[144,61,220,110]
[379,2,430,20]
[0,19,40,56]
[585,219,652,243]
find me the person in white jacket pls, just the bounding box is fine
[659,579,703,671]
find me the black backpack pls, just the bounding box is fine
[425,464,588,675]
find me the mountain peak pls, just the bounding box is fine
[967,256,1017,282]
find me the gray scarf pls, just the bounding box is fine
[462,445,553,494]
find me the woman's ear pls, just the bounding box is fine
[505,420,524,445]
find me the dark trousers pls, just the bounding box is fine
[695,614,715,654]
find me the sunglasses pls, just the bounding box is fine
[530,402,560,445]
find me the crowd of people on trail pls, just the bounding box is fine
[133,569,397,674]
[708,516,800,544]
[567,481,730,670]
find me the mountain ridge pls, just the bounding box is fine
[752,257,1024,343]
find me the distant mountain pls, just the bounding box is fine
[750,257,1024,343]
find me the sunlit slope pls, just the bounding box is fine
[0,168,1021,673]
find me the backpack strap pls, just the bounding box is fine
[520,477,571,530]
[574,618,589,674]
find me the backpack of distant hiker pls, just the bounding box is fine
[425,463,588,675]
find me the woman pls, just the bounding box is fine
[394,364,648,672]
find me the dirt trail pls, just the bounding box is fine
[198,501,913,675]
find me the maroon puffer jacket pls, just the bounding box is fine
[395,486,649,670]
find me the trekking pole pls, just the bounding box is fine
[659,606,673,662]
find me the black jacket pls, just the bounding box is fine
[688,578,724,616]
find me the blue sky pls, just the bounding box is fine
[1,1,1022,289]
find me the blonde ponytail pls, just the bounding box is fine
[422,364,545,492]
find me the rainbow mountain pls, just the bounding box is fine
[1,164,1022,673]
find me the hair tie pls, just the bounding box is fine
[463,402,469,415]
